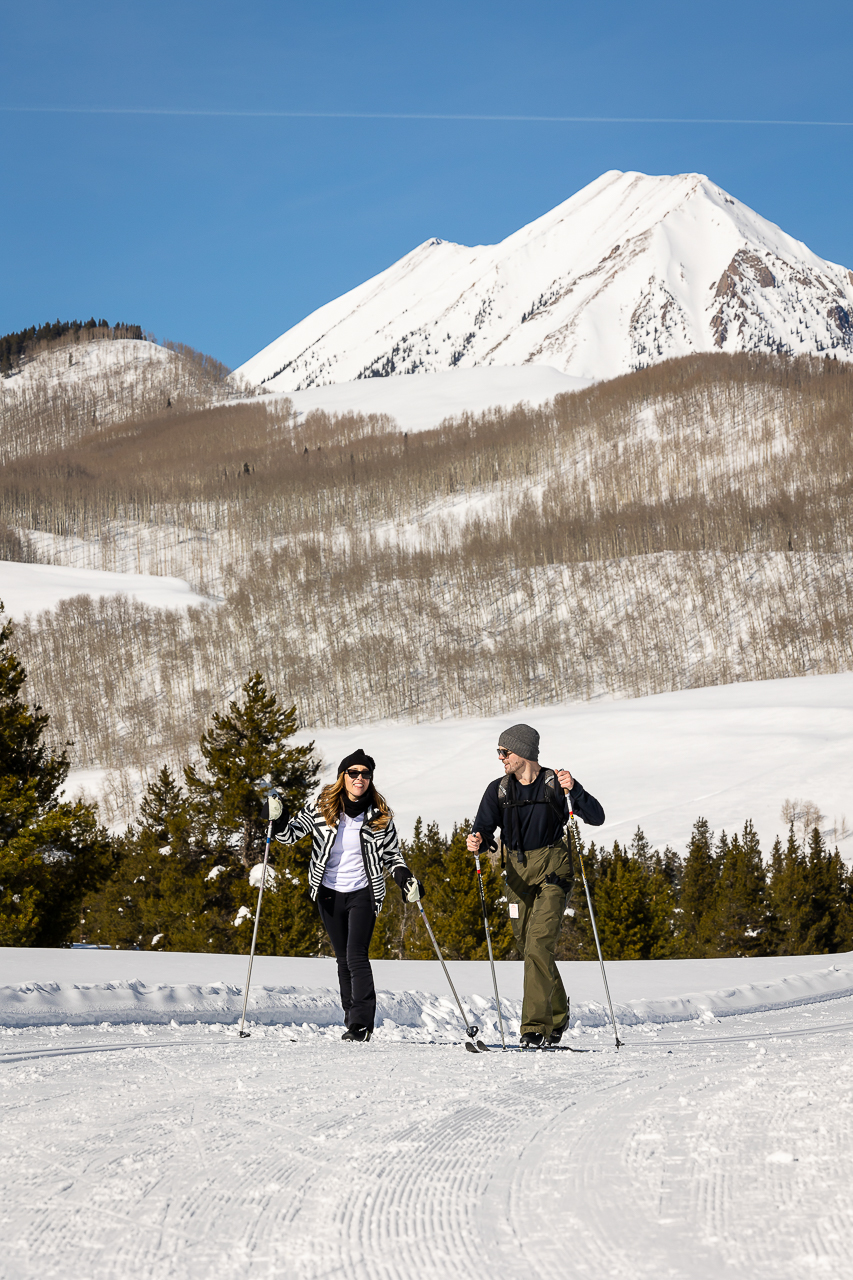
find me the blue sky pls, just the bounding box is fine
[3,0,852,368]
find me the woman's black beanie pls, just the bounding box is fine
[337,748,376,777]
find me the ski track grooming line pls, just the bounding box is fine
[4,1016,851,1067]
[479,1018,853,1053]
[0,1032,484,1067]
[505,1052,853,1279]
[631,1017,853,1048]
[0,1038,207,1065]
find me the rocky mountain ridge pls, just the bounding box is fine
[234,170,853,389]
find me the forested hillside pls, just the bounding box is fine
[0,330,233,462]
[1,349,852,821]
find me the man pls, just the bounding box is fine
[467,722,604,1048]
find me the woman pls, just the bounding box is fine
[266,749,423,1042]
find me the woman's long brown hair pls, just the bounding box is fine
[317,773,392,830]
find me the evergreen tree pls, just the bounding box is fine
[706,820,771,956]
[82,767,205,949]
[595,842,649,959]
[769,825,805,955]
[185,672,318,867]
[768,823,845,956]
[593,829,677,960]
[834,858,853,953]
[677,817,718,956]
[372,817,447,960]
[385,820,515,962]
[82,675,321,953]
[556,832,598,961]
[0,604,112,946]
[798,826,839,954]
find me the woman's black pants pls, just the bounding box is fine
[316,885,377,1032]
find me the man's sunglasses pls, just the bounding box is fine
[497,748,511,759]
[346,768,372,780]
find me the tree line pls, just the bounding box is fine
[3,606,849,961]
[0,318,144,375]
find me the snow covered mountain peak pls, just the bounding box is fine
[234,170,853,389]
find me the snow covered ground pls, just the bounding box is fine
[5,948,853,1029]
[279,364,592,433]
[2,947,853,1278]
[59,670,853,854]
[0,338,172,400]
[0,561,211,620]
[292,671,853,860]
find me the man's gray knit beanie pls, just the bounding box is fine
[498,723,540,762]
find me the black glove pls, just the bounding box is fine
[261,794,288,837]
[393,867,425,902]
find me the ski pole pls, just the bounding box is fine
[472,850,507,1051]
[238,790,282,1039]
[413,900,482,1046]
[563,789,623,1049]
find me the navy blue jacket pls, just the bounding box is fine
[473,770,604,854]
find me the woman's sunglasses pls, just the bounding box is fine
[346,768,372,780]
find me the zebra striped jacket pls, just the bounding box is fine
[273,801,409,915]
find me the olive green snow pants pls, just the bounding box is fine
[503,842,573,1036]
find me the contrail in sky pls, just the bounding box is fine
[1,106,852,126]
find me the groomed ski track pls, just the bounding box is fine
[2,995,852,1279]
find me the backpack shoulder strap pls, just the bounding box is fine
[541,768,570,823]
[498,769,564,815]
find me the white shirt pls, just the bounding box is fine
[322,812,368,892]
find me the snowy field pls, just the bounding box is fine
[279,365,592,433]
[59,670,853,856]
[292,671,853,860]
[2,947,853,1278]
[0,562,210,621]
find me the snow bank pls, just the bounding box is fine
[0,561,211,620]
[2,950,850,1033]
[280,365,592,434]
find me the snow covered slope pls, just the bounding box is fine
[0,562,210,620]
[290,672,853,861]
[284,364,592,433]
[63,670,853,858]
[1,337,172,398]
[235,170,853,389]
[1,338,233,458]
